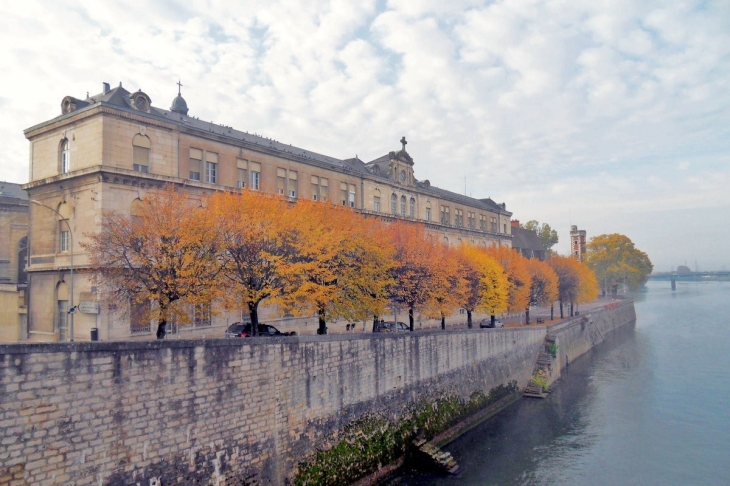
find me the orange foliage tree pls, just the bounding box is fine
[208,190,293,335]
[457,245,509,328]
[524,259,559,324]
[284,200,394,335]
[485,245,531,322]
[424,244,468,330]
[82,185,224,339]
[387,221,443,331]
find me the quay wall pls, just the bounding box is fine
[0,301,635,485]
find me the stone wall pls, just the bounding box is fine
[0,326,545,485]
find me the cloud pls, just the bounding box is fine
[0,0,728,269]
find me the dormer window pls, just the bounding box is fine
[400,170,406,182]
[60,139,70,174]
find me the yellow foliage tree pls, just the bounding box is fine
[82,185,224,339]
[485,245,532,315]
[585,233,653,295]
[424,244,468,330]
[547,255,599,318]
[524,258,559,324]
[457,245,509,328]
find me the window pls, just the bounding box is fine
[440,205,450,225]
[311,176,320,200]
[400,196,406,216]
[58,300,69,340]
[249,162,261,190]
[59,227,69,253]
[455,209,464,227]
[348,184,356,207]
[237,159,247,188]
[340,183,348,206]
[189,148,202,181]
[277,168,286,195]
[374,196,381,212]
[426,204,431,221]
[320,178,328,201]
[60,139,70,174]
[288,171,298,198]
[490,217,497,232]
[504,223,507,234]
[391,193,398,214]
[205,152,218,184]
[480,215,486,231]
[132,134,150,173]
[443,236,449,244]
[194,302,211,327]
[468,212,475,229]
[410,198,416,218]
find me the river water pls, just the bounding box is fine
[389,280,730,485]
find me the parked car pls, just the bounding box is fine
[225,322,296,337]
[478,318,504,329]
[373,321,410,333]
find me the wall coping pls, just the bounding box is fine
[546,298,634,335]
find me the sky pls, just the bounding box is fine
[0,0,728,272]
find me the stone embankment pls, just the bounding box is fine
[0,300,635,485]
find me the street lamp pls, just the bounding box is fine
[30,200,75,342]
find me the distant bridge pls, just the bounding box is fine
[649,271,730,281]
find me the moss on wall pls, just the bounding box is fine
[294,382,517,486]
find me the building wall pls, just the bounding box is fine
[0,326,545,485]
[0,193,28,343]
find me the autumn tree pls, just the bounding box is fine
[82,185,224,339]
[457,245,508,328]
[585,233,653,296]
[285,200,393,335]
[485,245,531,324]
[208,190,293,336]
[387,221,443,331]
[524,258,558,324]
[424,244,468,330]
[547,256,599,318]
[521,220,559,253]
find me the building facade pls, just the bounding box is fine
[0,182,28,342]
[21,82,513,341]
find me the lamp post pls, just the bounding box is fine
[30,200,75,342]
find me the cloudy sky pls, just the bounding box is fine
[1,0,728,271]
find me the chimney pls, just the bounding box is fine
[511,219,520,228]
[102,82,110,94]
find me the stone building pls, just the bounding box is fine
[21,81,513,341]
[0,182,28,342]
[570,225,587,261]
[510,220,546,261]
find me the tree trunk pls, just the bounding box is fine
[156,304,167,339]
[408,303,415,332]
[248,300,259,336]
[467,310,472,329]
[441,312,446,330]
[525,307,530,325]
[317,308,327,335]
[551,304,554,321]
[559,300,564,318]
[491,315,496,327]
[570,302,574,317]
[372,314,379,333]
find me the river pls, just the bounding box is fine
[387,280,730,485]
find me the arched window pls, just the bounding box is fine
[132,134,151,173]
[400,195,406,216]
[60,139,70,174]
[56,281,69,341]
[57,202,71,253]
[391,193,397,214]
[130,198,144,223]
[409,197,416,218]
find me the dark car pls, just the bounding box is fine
[373,321,410,333]
[478,318,504,329]
[225,322,295,337]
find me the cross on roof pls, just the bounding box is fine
[400,136,407,151]
[177,79,183,95]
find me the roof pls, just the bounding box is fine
[0,181,28,201]
[511,226,544,252]
[30,83,511,214]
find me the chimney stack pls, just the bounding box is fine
[511,219,520,228]
[102,82,110,94]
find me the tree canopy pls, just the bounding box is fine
[585,233,653,294]
[521,220,559,251]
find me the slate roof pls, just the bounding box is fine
[0,181,28,201]
[511,226,545,252]
[31,83,511,215]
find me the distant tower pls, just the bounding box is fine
[570,225,587,261]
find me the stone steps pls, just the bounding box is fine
[412,440,460,475]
